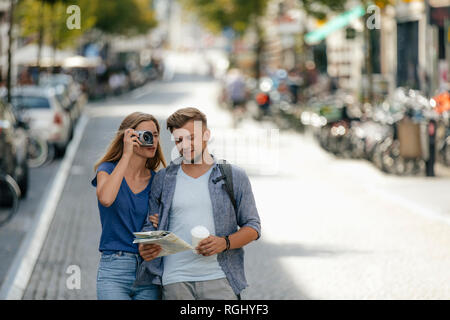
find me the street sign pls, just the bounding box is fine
[305,5,365,45]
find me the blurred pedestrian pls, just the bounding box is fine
[137,107,261,300]
[287,68,302,104]
[18,69,34,85]
[91,112,167,300]
[224,69,248,126]
[108,73,121,96]
[225,69,247,109]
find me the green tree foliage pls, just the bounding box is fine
[16,0,157,49]
[16,0,95,49]
[301,0,346,20]
[181,0,394,35]
[181,0,269,35]
[92,0,157,36]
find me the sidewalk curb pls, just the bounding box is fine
[0,113,89,300]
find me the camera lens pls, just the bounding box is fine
[142,131,153,145]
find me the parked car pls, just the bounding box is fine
[0,99,29,197]
[48,84,77,139]
[4,86,72,157]
[39,73,86,124]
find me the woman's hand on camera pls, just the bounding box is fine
[123,128,142,158]
[139,243,162,261]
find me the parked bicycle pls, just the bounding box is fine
[0,171,21,227]
[303,88,440,176]
[24,122,55,168]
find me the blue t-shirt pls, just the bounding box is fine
[91,161,154,254]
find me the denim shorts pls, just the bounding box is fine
[96,251,161,300]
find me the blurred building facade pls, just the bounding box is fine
[0,0,11,84]
[261,0,304,71]
[257,0,449,99]
[377,0,449,97]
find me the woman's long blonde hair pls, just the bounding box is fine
[94,112,167,172]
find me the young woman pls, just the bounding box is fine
[91,112,166,300]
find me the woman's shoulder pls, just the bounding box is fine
[92,161,117,187]
[97,161,118,173]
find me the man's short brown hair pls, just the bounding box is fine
[166,107,208,133]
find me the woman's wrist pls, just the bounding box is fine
[121,153,132,163]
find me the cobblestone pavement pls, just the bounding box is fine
[21,57,450,299]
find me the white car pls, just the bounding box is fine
[40,73,87,123]
[7,86,72,156]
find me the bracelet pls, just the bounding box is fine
[223,236,230,252]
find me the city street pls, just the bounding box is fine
[1,54,449,300]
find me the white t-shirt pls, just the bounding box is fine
[162,165,226,286]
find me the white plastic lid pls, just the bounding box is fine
[190,225,210,238]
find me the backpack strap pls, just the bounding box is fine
[218,160,238,217]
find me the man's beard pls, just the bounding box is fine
[181,147,204,164]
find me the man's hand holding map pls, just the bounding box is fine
[133,231,193,258]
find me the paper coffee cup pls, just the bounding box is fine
[191,226,210,254]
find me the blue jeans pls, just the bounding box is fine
[97,251,161,300]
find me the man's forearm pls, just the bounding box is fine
[228,226,259,250]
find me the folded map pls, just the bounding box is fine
[133,231,193,257]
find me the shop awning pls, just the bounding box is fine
[13,44,74,67]
[63,55,101,68]
[305,5,366,45]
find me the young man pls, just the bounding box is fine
[136,107,261,300]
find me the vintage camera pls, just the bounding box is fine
[134,130,154,147]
